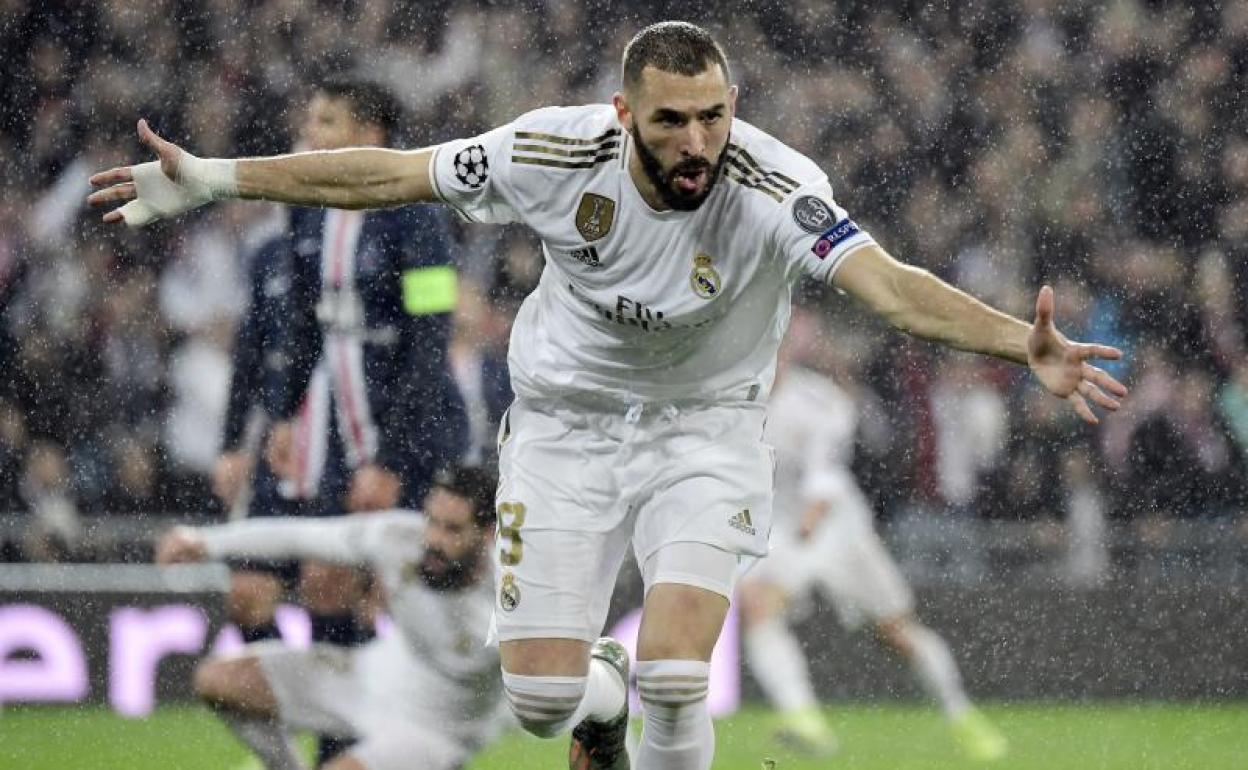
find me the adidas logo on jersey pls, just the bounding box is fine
[728,508,756,535]
[569,245,602,268]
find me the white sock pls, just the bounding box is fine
[219,711,305,770]
[502,660,625,739]
[745,618,819,713]
[905,624,972,719]
[636,659,713,770]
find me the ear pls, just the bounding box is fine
[613,91,632,131]
[728,84,739,118]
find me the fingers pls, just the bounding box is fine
[87,182,136,207]
[89,166,134,187]
[1082,362,1128,397]
[1078,342,1123,361]
[1068,392,1098,424]
[1078,380,1121,412]
[1034,284,1054,330]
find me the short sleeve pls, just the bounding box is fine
[772,181,876,284]
[429,124,520,225]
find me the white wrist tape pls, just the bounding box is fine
[118,154,237,228]
[181,154,238,200]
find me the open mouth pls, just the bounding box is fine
[673,166,709,194]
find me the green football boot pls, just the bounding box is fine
[774,707,840,757]
[951,708,1008,761]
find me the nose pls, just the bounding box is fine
[680,122,707,159]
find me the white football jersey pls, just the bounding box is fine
[765,365,872,533]
[431,105,876,404]
[199,512,499,721]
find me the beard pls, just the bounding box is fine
[630,124,726,211]
[419,547,480,591]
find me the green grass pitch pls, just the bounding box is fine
[2,702,1244,769]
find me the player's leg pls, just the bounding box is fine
[300,560,370,644]
[227,568,283,643]
[874,614,1007,760]
[829,517,1007,761]
[738,574,837,755]
[491,400,630,760]
[227,449,304,644]
[299,560,369,766]
[627,402,776,770]
[304,423,373,766]
[630,543,739,770]
[193,654,305,770]
[497,585,629,743]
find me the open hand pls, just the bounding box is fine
[1027,285,1128,424]
[87,119,225,227]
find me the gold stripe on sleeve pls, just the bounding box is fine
[514,128,621,146]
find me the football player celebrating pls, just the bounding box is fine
[97,21,1125,770]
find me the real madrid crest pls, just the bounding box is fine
[500,571,520,612]
[690,253,722,300]
[575,193,616,242]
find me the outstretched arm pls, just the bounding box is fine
[154,511,422,567]
[88,120,436,226]
[832,244,1127,423]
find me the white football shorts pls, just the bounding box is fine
[750,486,914,630]
[491,396,774,643]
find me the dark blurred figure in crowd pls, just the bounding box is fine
[260,74,468,766]
[212,233,303,649]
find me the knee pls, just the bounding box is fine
[875,615,917,656]
[738,580,785,629]
[501,671,587,738]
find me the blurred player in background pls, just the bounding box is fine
[212,231,300,648]
[156,465,501,770]
[91,21,1125,770]
[739,310,1007,760]
[262,74,469,765]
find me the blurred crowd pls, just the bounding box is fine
[2,0,1247,570]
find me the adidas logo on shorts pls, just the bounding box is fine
[728,508,756,536]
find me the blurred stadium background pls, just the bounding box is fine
[2,0,1247,767]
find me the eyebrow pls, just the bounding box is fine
[650,104,727,121]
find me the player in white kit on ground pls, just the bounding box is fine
[156,466,501,770]
[740,317,1006,760]
[91,21,1127,770]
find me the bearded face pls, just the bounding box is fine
[615,65,737,212]
[630,122,727,211]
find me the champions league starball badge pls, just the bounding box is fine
[453,145,489,189]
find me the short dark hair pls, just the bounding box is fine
[316,74,404,143]
[622,21,730,92]
[432,465,498,529]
